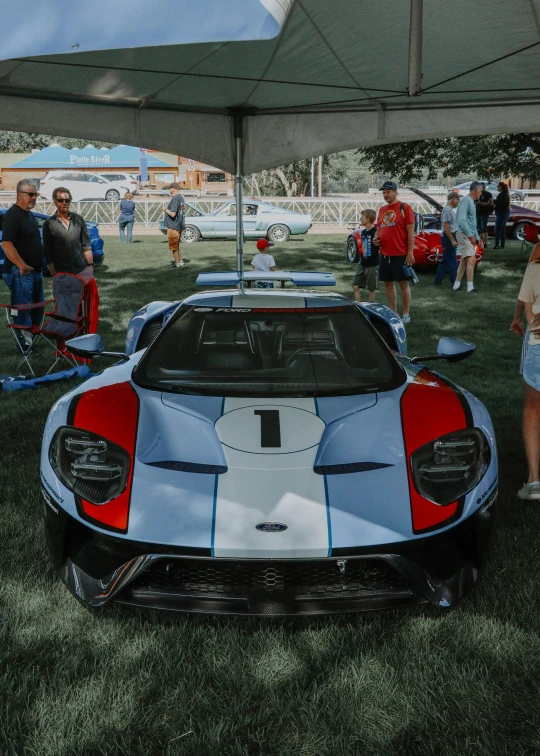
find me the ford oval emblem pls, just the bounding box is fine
[256,522,288,533]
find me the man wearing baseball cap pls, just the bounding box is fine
[163,182,186,268]
[373,181,415,323]
[434,191,461,287]
[252,238,276,288]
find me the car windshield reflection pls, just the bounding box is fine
[133,305,405,398]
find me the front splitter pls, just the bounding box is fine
[44,496,495,615]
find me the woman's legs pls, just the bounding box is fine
[119,221,125,242]
[494,213,502,247]
[523,382,540,482]
[500,210,510,248]
[126,221,134,243]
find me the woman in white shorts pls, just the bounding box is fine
[511,242,540,499]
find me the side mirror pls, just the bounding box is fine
[66,334,103,356]
[66,333,129,362]
[410,337,475,365]
[436,337,476,362]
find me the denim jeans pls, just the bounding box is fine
[434,234,458,286]
[476,214,489,234]
[2,269,44,347]
[494,210,510,247]
[119,219,134,242]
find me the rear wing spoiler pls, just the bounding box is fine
[196,271,336,287]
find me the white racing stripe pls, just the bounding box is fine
[213,398,329,558]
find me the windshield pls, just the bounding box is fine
[133,305,405,397]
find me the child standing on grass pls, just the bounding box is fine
[251,238,276,288]
[352,209,379,302]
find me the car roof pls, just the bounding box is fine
[0,208,49,220]
[221,199,266,206]
[46,170,101,177]
[183,289,351,309]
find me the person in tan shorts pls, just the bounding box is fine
[163,183,186,268]
[453,181,483,292]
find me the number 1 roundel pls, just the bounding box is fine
[215,405,325,455]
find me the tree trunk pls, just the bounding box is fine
[273,167,292,196]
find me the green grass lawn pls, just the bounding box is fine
[2,234,540,755]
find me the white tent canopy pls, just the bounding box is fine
[1,0,540,173]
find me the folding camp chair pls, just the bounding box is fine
[521,224,539,256]
[11,273,89,376]
[84,275,100,334]
[35,273,92,373]
[0,298,54,377]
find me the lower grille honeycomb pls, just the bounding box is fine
[130,557,410,599]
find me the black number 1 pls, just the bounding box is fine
[254,410,281,448]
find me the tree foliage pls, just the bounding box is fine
[358,134,540,184]
[0,130,115,152]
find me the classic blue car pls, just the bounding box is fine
[41,271,497,615]
[160,199,312,243]
[0,209,105,274]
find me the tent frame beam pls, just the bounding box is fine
[408,0,423,96]
[234,113,244,291]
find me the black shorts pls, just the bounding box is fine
[378,254,408,282]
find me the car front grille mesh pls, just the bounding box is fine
[130,557,410,599]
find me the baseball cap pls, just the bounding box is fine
[168,182,180,190]
[256,239,274,251]
[447,191,461,200]
[379,181,398,191]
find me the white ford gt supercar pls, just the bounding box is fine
[41,271,497,615]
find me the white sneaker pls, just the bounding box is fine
[175,260,185,268]
[402,314,411,324]
[517,482,540,500]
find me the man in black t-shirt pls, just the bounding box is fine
[476,182,493,249]
[1,180,45,348]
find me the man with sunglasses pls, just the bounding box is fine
[43,187,94,282]
[1,179,45,349]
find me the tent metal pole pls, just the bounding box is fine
[234,114,244,292]
[408,0,423,96]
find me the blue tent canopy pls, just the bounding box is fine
[10,145,171,170]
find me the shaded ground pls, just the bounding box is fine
[1,234,539,756]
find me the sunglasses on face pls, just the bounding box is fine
[19,191,39,198]
[55,198,71,204]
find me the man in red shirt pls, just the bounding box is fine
[373,181,416,323]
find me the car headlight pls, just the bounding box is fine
[410,428,490,506]
[49,426,130,506]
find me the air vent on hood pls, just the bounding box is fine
[147,461,228,474]
[314,462,393,475]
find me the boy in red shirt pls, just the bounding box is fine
[373,181,416,324]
